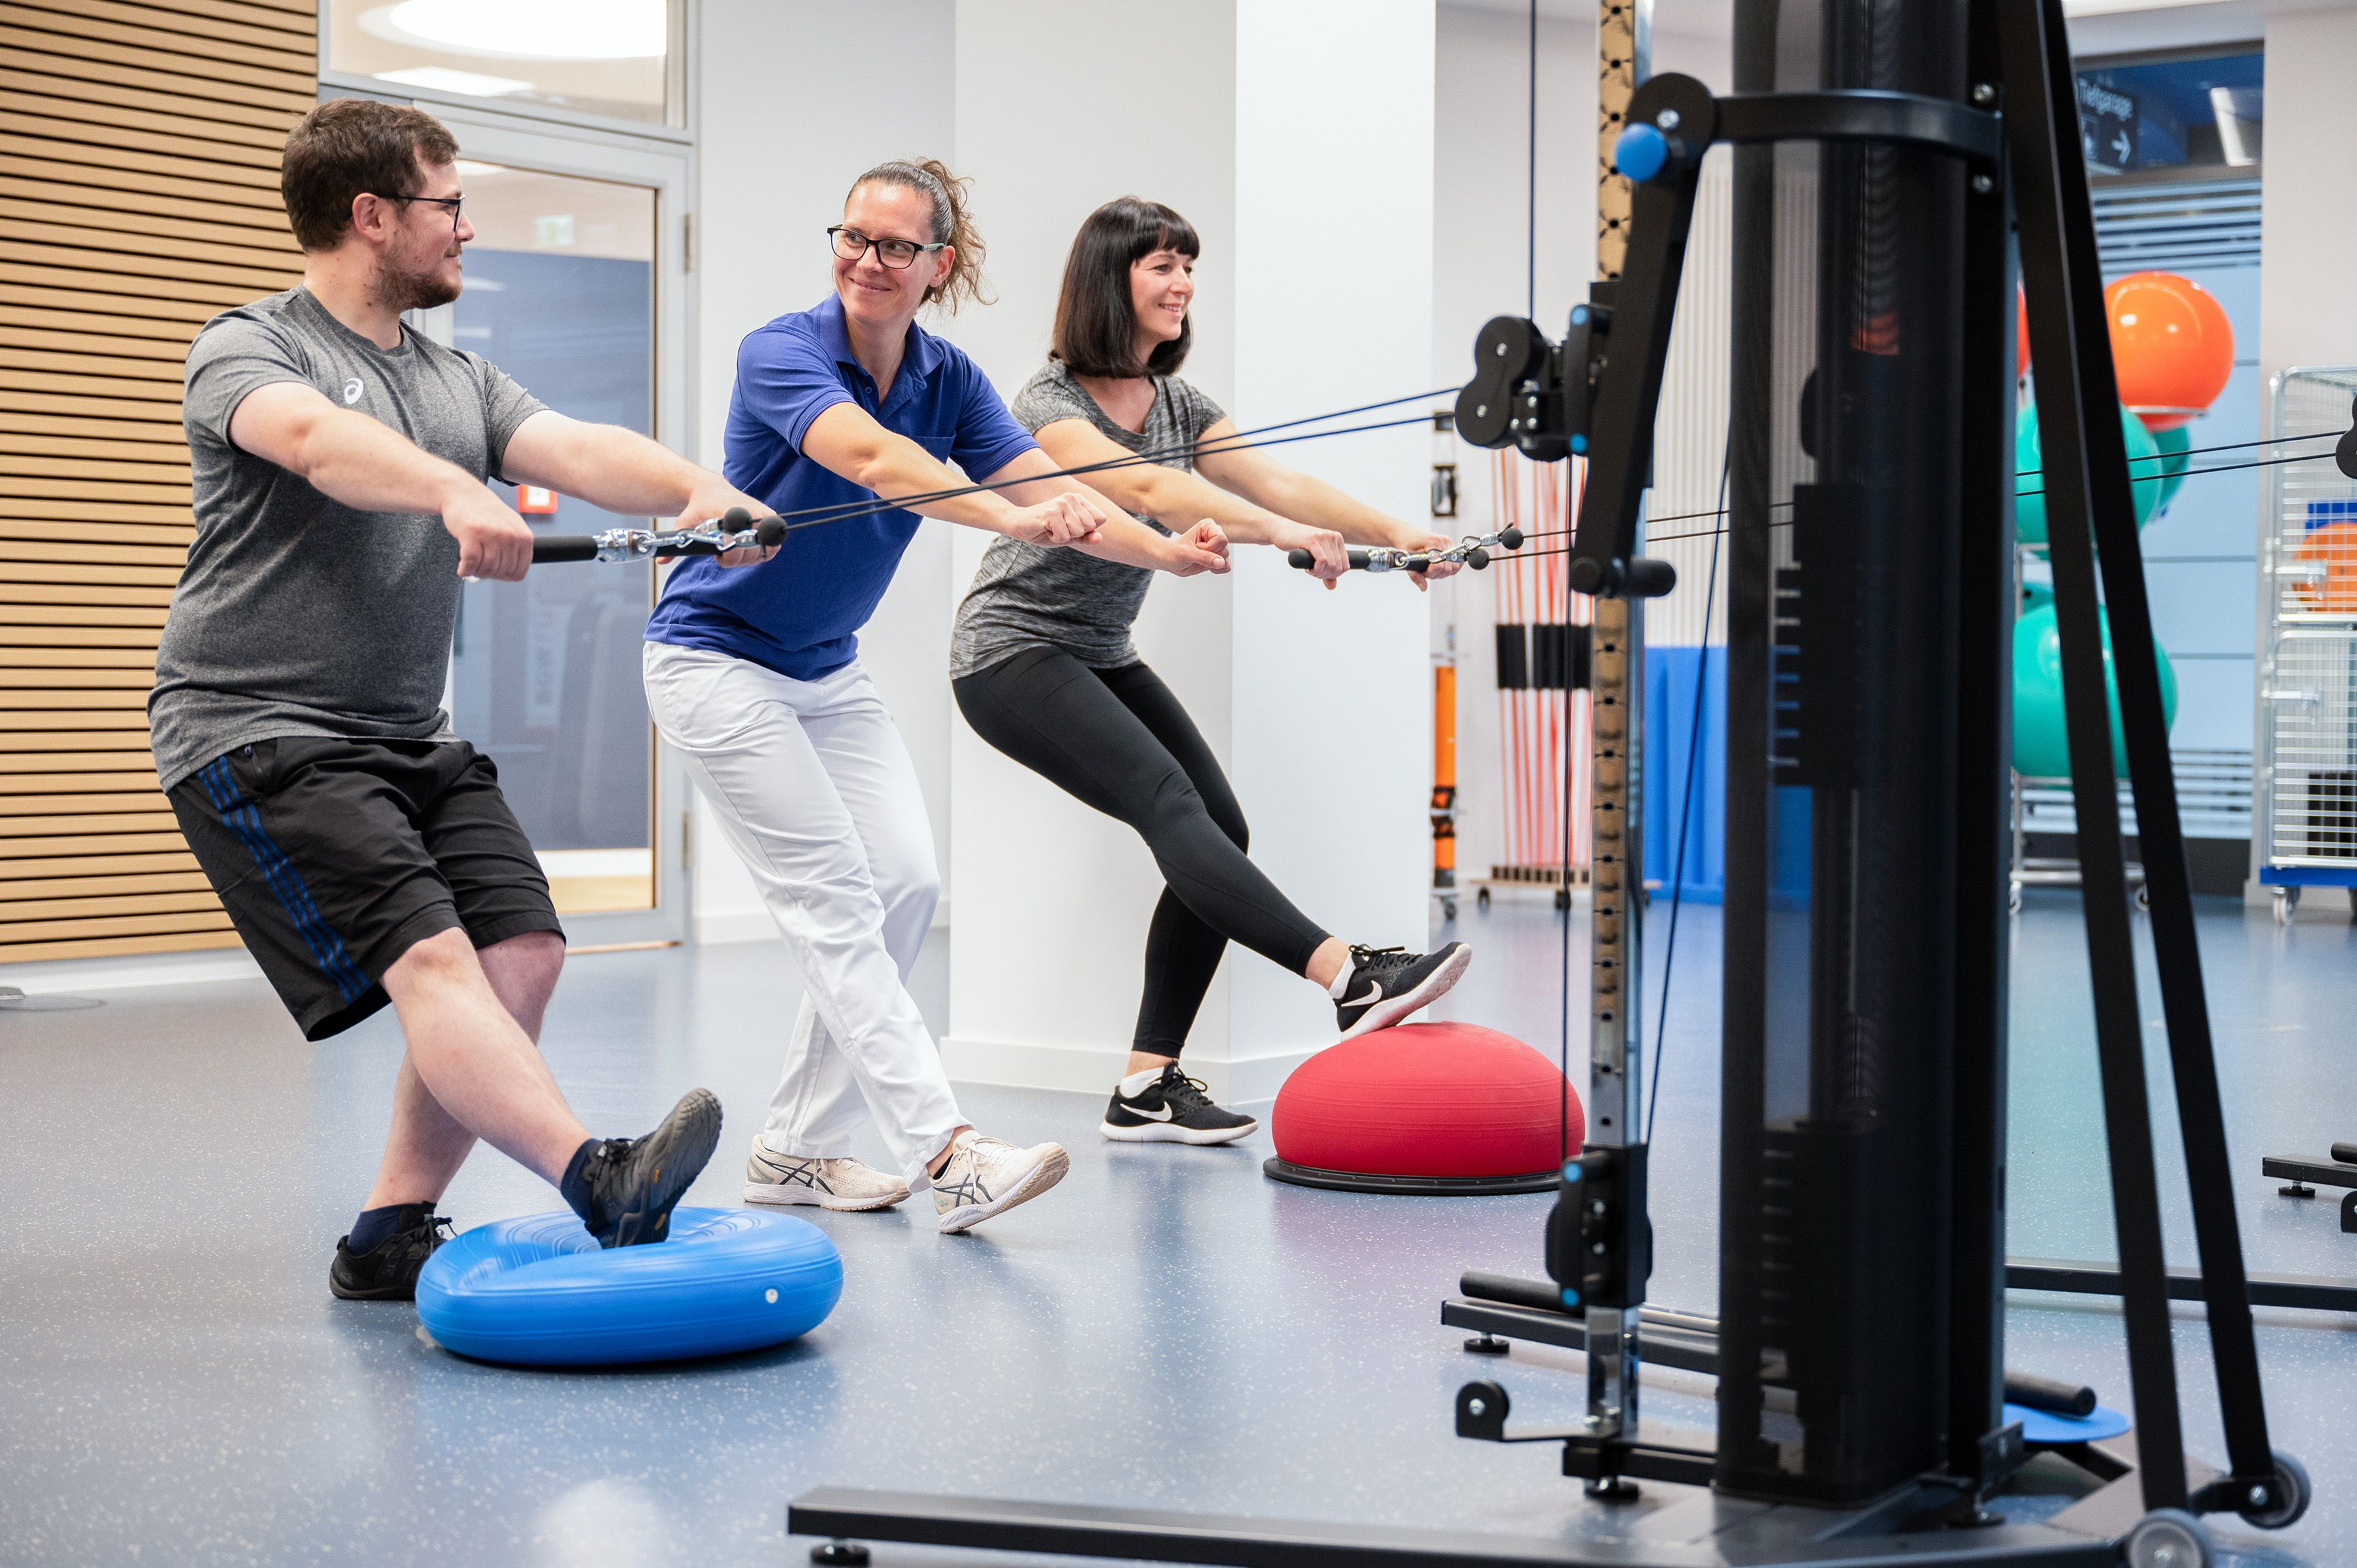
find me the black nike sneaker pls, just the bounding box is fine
[577,1088,723,1248]
[1333,941,1472,1038]
[1100,1063,1260,1145]
[328,1205,454,1301]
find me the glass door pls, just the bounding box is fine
[410,112,693,945]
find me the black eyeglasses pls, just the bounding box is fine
[828,225,943,269]
[386,193,466,228]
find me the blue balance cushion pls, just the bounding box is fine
[2005,1402,2131,1446]
[416,1207,842,1366]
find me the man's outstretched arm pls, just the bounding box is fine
[500,410,767,548]
[228,380,538,580]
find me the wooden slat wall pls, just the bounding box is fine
[0,0,312,963]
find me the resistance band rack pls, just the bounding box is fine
[788,0,2309,1561]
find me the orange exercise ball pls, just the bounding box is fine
[2103,271,2233,431]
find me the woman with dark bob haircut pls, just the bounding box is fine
[950,196,1471,1147]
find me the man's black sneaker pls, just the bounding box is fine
[578,1088,723,1248]
[1333,941,1472,1039]
[328,1205,453,1301]
[1100,1064,1260,1145]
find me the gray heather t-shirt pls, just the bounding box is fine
[150,287,546,792]
[949,361,1225,679]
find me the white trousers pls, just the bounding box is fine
[643,643,963,1188]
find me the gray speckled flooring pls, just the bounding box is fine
[3,892,2354,1566]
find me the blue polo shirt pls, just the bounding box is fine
[647,294,1037,679]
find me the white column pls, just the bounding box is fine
[945,0,1436,1102]
[694,0,957,943]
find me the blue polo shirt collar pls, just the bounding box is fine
[814,293,943,414]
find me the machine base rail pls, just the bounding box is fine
[2005,1255,2357,1313]
[2261,1151,2357,1232]
[787,1486,2114,1568]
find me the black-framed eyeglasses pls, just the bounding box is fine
[828,225,943,269]
[385,193,466,228]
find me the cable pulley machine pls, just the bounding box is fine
[786,0,2307,1561]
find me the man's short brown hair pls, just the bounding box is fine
[280,97,460,253]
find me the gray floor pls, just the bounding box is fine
[3,891,2354,1566]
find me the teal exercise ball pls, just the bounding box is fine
[2015,402,2161,552]
[2151,422,2192,514]
[2012,603,2177,779]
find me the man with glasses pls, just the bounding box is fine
[153,96,763,1302]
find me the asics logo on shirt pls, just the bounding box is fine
[341,377,364,405]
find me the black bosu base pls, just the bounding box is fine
[1261,1158,1560,1195]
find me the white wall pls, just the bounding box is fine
[693,0,957,941]
[944,0,1434,1100]
[1230,0,1436,1062]
[945,0,1243,1078]
[1432,2,1601,891]
[2261,7,2357,379]
[1430,4,1731,890]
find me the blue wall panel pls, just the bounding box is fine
[1642,645,1726,903]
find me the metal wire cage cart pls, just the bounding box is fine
[2257,366,2357,923]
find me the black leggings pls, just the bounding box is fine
[954,645,1331,1057]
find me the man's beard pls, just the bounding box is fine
[372,255,461,313]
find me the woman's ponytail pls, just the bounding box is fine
[848,158,991,313]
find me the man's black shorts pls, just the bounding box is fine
[168,736,564,1040]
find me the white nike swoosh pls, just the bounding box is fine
[1344,981,1384,1009]
[1123,1102,1176,1122]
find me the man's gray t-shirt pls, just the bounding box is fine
[949,361,1225,679]
[150,287,546,792]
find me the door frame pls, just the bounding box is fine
[428,108,697,948]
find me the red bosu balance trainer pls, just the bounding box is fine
[1263,1020,1585,1195]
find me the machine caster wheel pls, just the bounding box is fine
[1464,1333,1510,1355]
[812,1541,871,1567]
[1554,887,1571,911]
[1441,897,1458,921]
[2009,881,2023,914]
[2273,886,2298,925]
[2134,883,2151,911]
[1477,887,1492,911]
[2238,1450,2312,1529]
[2120,1508,2212,1568]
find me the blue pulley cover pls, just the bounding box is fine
[416,1207,842,1367]
[1614,123,1671,182]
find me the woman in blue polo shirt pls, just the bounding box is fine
[643,159,1226,1235]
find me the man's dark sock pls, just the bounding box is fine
[347,1201,432,1254]
[559,1138,603,1221]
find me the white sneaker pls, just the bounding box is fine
[930,1131,1068,1234]
[743,1139,910,1211]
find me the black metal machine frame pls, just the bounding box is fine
[785,0,2306,1562]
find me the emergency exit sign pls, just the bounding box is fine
[2078,77,2138,172]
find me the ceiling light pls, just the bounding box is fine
[363,0,667,62]
[374,65,536,96]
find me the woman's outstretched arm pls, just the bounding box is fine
[1030,418,1350,581]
